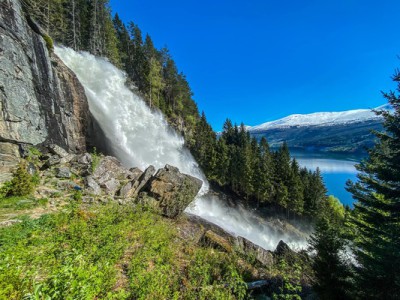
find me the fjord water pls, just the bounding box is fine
[291,150,360,206]
[55,47,306,250]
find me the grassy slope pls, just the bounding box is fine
[0,202,249,300]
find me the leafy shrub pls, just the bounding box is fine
[272,259,302,300]
[0,181,12,198]
[72,190,82,202]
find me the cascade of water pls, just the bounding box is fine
[55,46,306,250]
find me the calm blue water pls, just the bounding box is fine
[290,150,361,206]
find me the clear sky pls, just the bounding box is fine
[109,0,400,130]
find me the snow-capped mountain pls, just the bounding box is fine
[247,105,390,153]
[248,105,389,132]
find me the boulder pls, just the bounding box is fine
[27,162,37,176]
[101,178,120,196]
[70,153,92,175]
[85,176,101,195]
[77,153,92,166]
[92,156,130,183]
[55,167,71,178]
[48,144,69,158]
[120,165,155,198]
[44,155,61,168]
[57,181,76,190]
[201,230,233,253]
[236,236,274,267]
[118,181,134,198]
[274,240,293,257]
[128,167,143,180]
[144,164,202,218]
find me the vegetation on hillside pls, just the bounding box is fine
[192,117,328,217]
[0,203,248,299]
[21,0,328,220]
[309,70,400,299]
[0,147,314,299]
[14,1,400,298]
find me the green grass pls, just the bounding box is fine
[0,203,247,300]
[0,196,36,210]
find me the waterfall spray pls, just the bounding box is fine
[55,46,306,250]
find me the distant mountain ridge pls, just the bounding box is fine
[247,105,391,153]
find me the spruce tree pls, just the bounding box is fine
[309,197,352,300]
[346,70,400,299]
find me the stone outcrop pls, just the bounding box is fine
[200,230,233,253]
[68,155,202,218]
[121,165,154,198]
[90,156,133,196]
[274,240,294,257]
[143,164,203,218]
[236,236,274,267]
[0,0,90,182]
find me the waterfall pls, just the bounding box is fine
[55,46,306,250]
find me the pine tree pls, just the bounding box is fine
[304,168,327,217]
[346,70,400,299]
[287,159,304,215]
[214,138,229,186]
[309,197,353,300]
[147,57,165,108]
[113,13,132,71]
[257,137,274,204]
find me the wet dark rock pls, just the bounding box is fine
[274,240,293,256]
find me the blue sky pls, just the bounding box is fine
[109,0,400,130]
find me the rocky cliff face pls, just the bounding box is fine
[0,0,90,182]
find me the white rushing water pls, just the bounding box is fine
[55,47,306,250]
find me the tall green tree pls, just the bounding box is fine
[147,57,165,108]
[347,70,400,299]
[287,159,304,215]
[309,196,353,300]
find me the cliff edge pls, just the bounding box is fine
[0,0,90,182]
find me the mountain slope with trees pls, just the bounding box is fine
[22,0,328,219]
[23,0,200,139]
